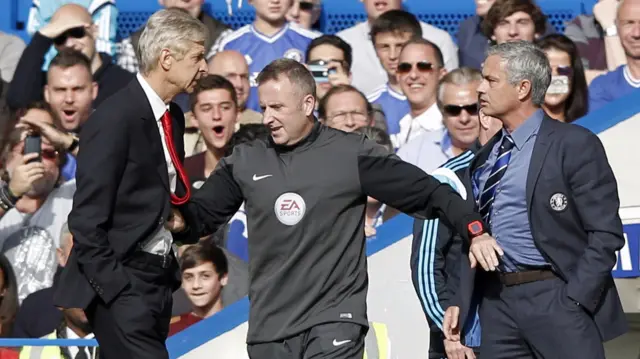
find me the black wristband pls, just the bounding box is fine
[3,185,20,203]
[66,136,79,152]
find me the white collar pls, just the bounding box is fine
[623,65,640,88]
[401,102,443,131]
[65,326,95,340]
[136,73,169,120]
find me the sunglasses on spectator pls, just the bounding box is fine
[300,1,315,11]
[53,27,87,46]
[443,103,479,117]
[41,149,60,161]
[396,61,434,75]
[556,66,573,77]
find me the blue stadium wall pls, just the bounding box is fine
[2,0,599,43]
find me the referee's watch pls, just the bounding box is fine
[468,220,486,239]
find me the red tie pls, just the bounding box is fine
[160,110,191,205]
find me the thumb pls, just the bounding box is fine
[469,252,477,268]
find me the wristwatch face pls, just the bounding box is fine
[468,220,484,236]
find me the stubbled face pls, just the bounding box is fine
[477,54,520,118]
[45,64,96,131]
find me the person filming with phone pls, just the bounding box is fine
[0,101,74,303]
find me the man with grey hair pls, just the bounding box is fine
[398,67,482,174]
[53,8,207,358]
[442,41,627,358]
[168,58,496,359]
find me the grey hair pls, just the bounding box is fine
[437,67,483,109]
[486,41,551,106]
[137,8,208,75]
[59,221,71,249]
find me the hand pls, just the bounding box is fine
[39,17,90,39]
[469,233,504,271]
[8,153,45,198]
[327,62,350,87]
[165,208,186,233]
[17,115,74,151]
[444,339,476,359]
[364,225,377,237]
[443,306,461,342]
[594,0,618,29]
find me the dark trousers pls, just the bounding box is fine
[86,252,176,359]
[479,274,605,359]
[247,322,366,359]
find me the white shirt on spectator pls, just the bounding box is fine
[136,73,176,256]
[65,327,95,358]
[397,128,454,174]
[0,180,75,302]
[337,21,459,95]
[392,102,443,149]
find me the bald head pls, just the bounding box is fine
[209,51,251,109]
[51,4,93,24]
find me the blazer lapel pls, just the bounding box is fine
[526,116,555,209]
[133,80,171,193]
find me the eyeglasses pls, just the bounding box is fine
[42,149,60,161]
[443,103,479,117]
[53,27,87,46]
[327,110,370,124]
[396,61,434,75]
[300,1,315,11]
[556,66,573,77]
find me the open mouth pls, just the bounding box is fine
[212,125,225,137]
[62,109,77,120]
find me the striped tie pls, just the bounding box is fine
[479,135,515,224]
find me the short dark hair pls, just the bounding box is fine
[401,38,445,68]
[48,48,92,75]
[180,242,229,276]
[305,35,353,71]
[225,123,270,156]
[482,0,547,40]
[189,74,238,111]
[535,34,588,122]
[256,58,316,99]
[318,84,372,121]
[370,10,423,45]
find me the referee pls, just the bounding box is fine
[170,59,494,359]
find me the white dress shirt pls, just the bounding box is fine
[337,21,459,95]
[136,73,176,256]
[392,102,443,149]
[66,327,95,359]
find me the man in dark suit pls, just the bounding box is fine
[53,8,207,358]
[442,41,627,359]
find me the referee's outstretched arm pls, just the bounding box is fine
[174,155,245,242]
[357,138,484,242]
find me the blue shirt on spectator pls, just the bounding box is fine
[367,84,410,141]
[474,109,548,272]
[589,65,640,113]
[212,23,319,112]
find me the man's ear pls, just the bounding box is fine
[44,85,50,103]
[517,79,533,102]
[302,93,316,117]
[220,273,229,286]
[159,48,173,72]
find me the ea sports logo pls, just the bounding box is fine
[274,192,306,226]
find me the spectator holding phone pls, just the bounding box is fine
[0,102,74,302]
[536,34,589,123]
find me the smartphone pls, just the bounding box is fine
[547,75,569,95]
[23,134,41,163]
[309,64,337,84]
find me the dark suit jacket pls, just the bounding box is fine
[454,115,627,342]
[53,79,198,310]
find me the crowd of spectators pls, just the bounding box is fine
[0,0,637,356]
